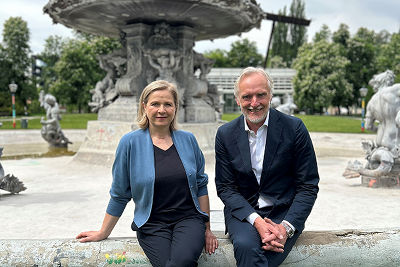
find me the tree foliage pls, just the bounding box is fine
[203,49,228,67]
[49,35,120,112]
[270,0,307,67]
[313,24,331,42]
[270,7,290,65]
[344,28,378,104]
[377,33,400,80]
[204,38,263,67]
[288,0,307,62]
[292,40,353,114]
[227,39,263,67]
[37,35,67,92]
[332,23,350,49]
[0,17,35,114]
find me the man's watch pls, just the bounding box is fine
[281,221,294,238]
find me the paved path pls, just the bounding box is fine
[2,131,399,240]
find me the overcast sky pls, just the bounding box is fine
[0,0,399,55]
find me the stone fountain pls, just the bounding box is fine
[44,0,264,165]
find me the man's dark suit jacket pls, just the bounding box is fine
[215,108,319,233]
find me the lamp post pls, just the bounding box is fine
[359,87,368,132]
[9,82,18,129]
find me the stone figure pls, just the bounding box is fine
[39,92,71,147]
[271,94,297,115]
[369,70,395,92]
[88,54,121,112]
[145,48,181,83]
[343,70,400,186]
[365,73,400,149]
[194,51,215,81]
[0,147,26,194]
[346,140,399,178]
[270,97,281,109]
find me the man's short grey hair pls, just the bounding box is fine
[234,67,274,97]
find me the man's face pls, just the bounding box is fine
[236,72,272,126]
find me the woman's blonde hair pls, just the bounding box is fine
[137,80,179,131]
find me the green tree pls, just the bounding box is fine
[270,7,290,66]
[374,30,391,46]
[227,38,263,67]
[270,0,307,67]
[288,0,307,64]
[49,35,120,112]
[0,17,35,114]
[292,41,353,114]
[313,24,331,42]
[0,45,11,114]
[377,33,400,80]
[203,49,228,67]
[345,28,378,106]
[37,35,67,92]
[269,56,286,68]
[332,23,350,49]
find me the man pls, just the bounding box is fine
[215,67,319,267]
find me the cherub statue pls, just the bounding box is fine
[343,70,400,185]
[40,94,71,147]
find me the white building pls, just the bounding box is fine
[207,68,296,113]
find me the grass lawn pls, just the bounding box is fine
[0,113,97,130]
[0,113,372,133]
[221,113,373,134]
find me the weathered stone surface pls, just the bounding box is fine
[1,230,399,266]
[43,0,263,41]
[97,96,138,122]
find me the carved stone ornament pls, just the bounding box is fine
[0,147,27,194]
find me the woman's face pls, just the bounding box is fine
[144,89,176,130]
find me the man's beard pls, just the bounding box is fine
[241,105,268,124]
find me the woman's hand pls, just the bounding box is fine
[76,231,107,243]
[204,229,218,255]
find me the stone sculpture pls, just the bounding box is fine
[271,94,297,115]
[39,91,71,147]
[0,147,26,194]
[88,53,121,112]
[343,70,400,187]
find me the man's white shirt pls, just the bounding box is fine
[243,112,295,233]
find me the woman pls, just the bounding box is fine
[76,80,218,266]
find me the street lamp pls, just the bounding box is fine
[359,87,368,132]
[9,82,18,129]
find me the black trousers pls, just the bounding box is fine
[134,215,206,267]
[226,207,301,267]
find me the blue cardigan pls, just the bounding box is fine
[106,128,209,228]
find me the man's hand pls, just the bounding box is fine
[262,218,288,252]
[253,217,284,252]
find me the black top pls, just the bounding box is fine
[148,144,198,223]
